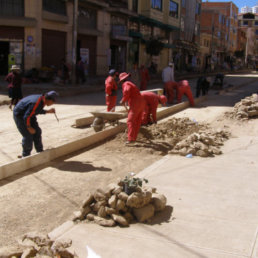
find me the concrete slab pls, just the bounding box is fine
[51,134,258,258]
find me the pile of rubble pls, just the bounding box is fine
[72,178,167,227]
[0,233,76,258]
[137,118,230,157]
[169,129,230,157]
[228,94,258,120]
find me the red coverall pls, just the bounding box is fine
[105,75,117,111]
[140,67,150,91]
[164,81,178,104]
[177,80,195,106]
[141,91,159,125]
[121,81,145,142]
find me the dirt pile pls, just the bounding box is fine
[227,94,258,120]
[118,118,230,157]
[0,232,76,258]
[72,178,167,227]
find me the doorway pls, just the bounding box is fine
[0,41,9,75]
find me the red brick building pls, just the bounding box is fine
[200,2,238,70]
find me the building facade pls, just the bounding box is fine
[173,0,201,72]
[238,12,258,65]
[200,2,238,71]
[127,0,180,72]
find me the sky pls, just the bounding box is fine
[203,0,258,9]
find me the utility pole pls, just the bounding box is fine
[72,0,78,85]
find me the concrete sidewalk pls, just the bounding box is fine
[50,134,258,258]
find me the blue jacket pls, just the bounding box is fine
[13,94,46,126]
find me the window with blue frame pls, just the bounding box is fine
[169,1,178,18]
[151,0,162,11]
[43,0,66,16]
[256,29,258,35]
[0,0,24,16]
[255,21,258,25]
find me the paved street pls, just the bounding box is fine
[0,73,257,165]
[0,72,258,258]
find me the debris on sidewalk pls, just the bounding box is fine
[226,94,258,120]
[115,117,230,157]
[0,232,77,258]
[72,177,168,227]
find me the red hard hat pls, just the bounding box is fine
[119,72,130,83]
[159,95,167,105]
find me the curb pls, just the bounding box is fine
[0,97,205,181]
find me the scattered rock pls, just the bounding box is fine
[111,214,129,227]
[126,191,152,208]
[152,193,167,212]
[133,204,155,222]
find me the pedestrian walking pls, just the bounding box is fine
[13,91,58,158]
[140,64,150,91]
[5,65,23,110]
[119,72,145,145]
[105,69,118,112]
[177,80,195,106]
[141,91,167,125]
[76,57,86,84]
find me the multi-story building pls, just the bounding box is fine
[200,2,238,70]
[0,0,137,77]
[172,0,201,72]
[241,6,252,14]
[253,6,258,14]
[238,12,258,64]
[127,0,181,71]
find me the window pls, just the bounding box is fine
[219,14,222,23]
[0,0,24,16]
[195,2,200,15]
[182,0,185,7]
[226,18,230,27]
[217,31,221,38]
[43,0,66,16]
[243,21,248,26]
[256,30,258,35]
[78,7,97,29]
[151,0,162,11]
[169,1,178,18]
[255,21,258,26]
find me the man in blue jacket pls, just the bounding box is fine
[13,91,58,158]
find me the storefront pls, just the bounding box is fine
[0,26,24,75]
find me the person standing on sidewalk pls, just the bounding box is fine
[105,69,118,112]
[5,65,23,110]
[119,72,145,145]
[13,91,58,158]
[141,92,167,126]
[162,62,178,104]
[140,64,150,91]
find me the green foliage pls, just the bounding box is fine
[145,38,164,56]
[122,176,148,194]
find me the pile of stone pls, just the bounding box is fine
[72,180,167,227]
[230,94,258,120]
[0,232,76,258]
[169,129,230,157]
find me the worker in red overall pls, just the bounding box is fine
[164,81,178,104]
[105,69,118,111]
[119,72,145,145]
[141,92,167,125]
[140,65,150,91]
[177,80,195,106]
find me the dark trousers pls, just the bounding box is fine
[13,115,43,157]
